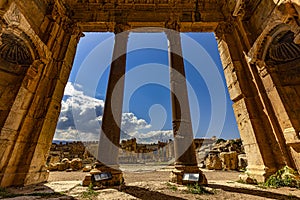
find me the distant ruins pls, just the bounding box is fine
[1,0,300,187]
[47,139,175,165]
[46,138,246,172]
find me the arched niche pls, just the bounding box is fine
[0,32,35,130]
[264,29,300,136]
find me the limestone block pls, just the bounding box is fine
[61,158,70,169]
[239,174,257,184]
[83,165,92,172]
[48,163,59,171]
[206,154,222,170]
[70,158,83,171]
[220,151,238,170]
[12,87,33,111]
[82,174,92,187]
[58,162,67,171]
[3,109,26,131]
[49,155,60,164]
[238,154,248,170]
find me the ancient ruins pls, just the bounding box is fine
[46,138,245,172]
[0,0,300,188]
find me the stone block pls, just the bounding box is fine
[205,153,223,170]
[238,154,248,170]
[70,158,83,171]
[239,174,257,184]
[220,151,238,170]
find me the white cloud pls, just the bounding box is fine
[121,113,151,136]
[54,82,173,143]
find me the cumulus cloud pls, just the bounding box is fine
[54,82,173,143]
[55,82,104,141]
[121,113,151,136]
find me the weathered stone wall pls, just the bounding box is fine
[218,0,300,181]
[0,1,82,187]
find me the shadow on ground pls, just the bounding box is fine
[123,185,185,200]
[209,184,300,200]
[1,184,74,199]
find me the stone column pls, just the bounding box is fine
[166,30,207,185]
[88,27,129,186]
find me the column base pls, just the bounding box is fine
[243,165,278,182]
[1,168,49,188]
[24,170,49,186]
[170,165,207,185]
[82,162,124,187]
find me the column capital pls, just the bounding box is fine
[114,23,131,34]
[165,18,181,32]
[214,21,234,40]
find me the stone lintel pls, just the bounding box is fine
[78,22,219,32]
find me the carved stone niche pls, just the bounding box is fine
[266,30,300,85]
[0,33,33,66]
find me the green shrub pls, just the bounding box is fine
[264,166,300,188]
[186,183,213,195]
[81,183,98,199]
[166,182,178,191]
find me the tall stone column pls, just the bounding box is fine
[166,30,207,185]
[88,27,129,186]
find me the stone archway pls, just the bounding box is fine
[0,0,300,187]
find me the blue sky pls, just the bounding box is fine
[54,31,240,142]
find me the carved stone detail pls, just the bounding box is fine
[233,0,247,17]
[214,21,234,39]
[248,22,291,64]
[114,23,131,34]
[267,31,300,63]
[3,3,21,26]
[165,18,181,31]
[0,33,33,65]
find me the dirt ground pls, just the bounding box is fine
[46,167,300,200]
[4,166,300,200]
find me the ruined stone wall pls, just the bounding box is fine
[0,1,83,187]
[218,0,300,181]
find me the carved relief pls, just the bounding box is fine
[114,23,131,33]
[214,21,234,39]
[233,0,247,17]
[265,31,300,85]
[248,22,291,64]
[3,3,20,26]
[267,31,300,63]
[165,18,180,31]
[0,33,33,65]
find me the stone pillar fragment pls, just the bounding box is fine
[166,30,207,185]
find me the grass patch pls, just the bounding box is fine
[166,182,178,191]
[186,183,213,195]
[81,183,99,199]
[264,166,300,189]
